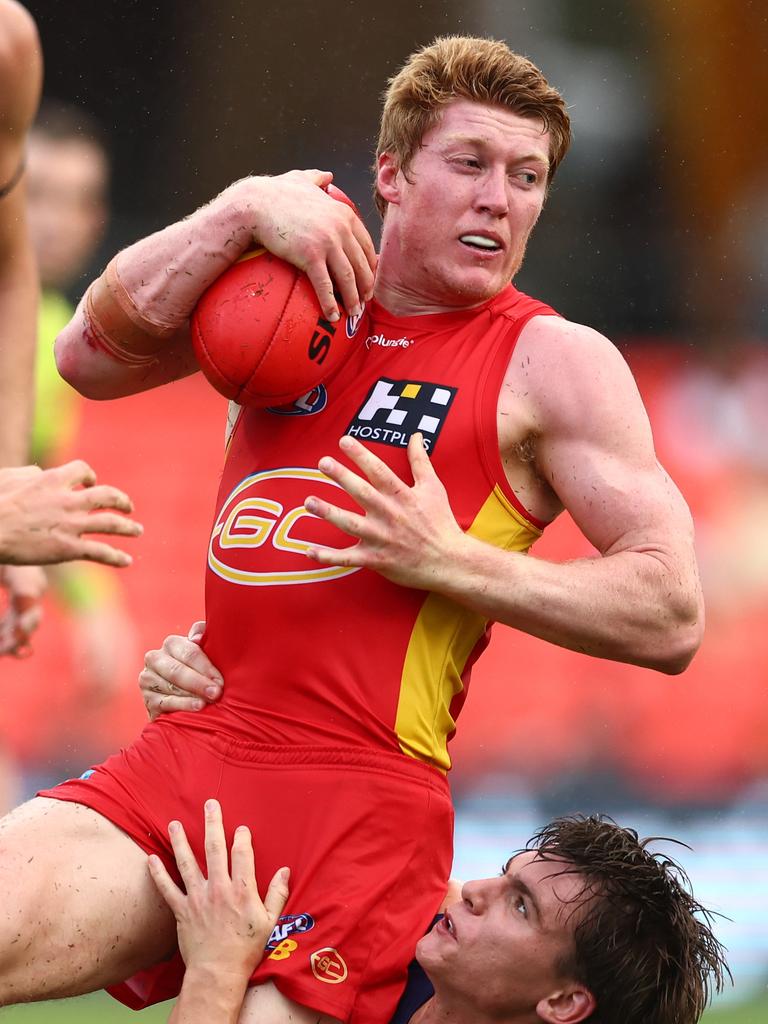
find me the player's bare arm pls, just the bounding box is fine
[304,319,702,675]
[0,0,43,468]
[56,170,376,401]
[148,799,290,1024]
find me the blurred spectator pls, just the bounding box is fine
[23,100,138,708]
[0,100,144,814]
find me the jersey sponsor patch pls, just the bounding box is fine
[345,377,457,452]
[265,912,316,950]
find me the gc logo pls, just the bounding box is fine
[208,467,360,587]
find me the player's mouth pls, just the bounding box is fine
[459,233,504,254]
[437,911,458,941]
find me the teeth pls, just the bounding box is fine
[460,234,501,250]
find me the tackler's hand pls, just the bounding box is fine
[303,433,469,591]
[140,622,223,721]
[148,799,290,979]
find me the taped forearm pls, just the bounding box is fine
[82,191,256,364]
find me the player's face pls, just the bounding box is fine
[377,100,550,311]
[416,852,595,1020]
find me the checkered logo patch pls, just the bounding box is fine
[345,377,457,452]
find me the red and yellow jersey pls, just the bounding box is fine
[188,284,558,772]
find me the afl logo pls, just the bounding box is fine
[208,467,360,587]
[346,302,365,339]
[267,385,327,417]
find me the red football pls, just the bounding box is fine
[191,185,367,407]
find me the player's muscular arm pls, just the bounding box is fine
[478,318,703,672]
[306,320,702,675]
[56,170,376,400]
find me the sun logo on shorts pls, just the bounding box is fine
[310,947,348,984]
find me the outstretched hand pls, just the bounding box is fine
[148,799,289,981]
[303,433,468,591]
[0,461,143,567]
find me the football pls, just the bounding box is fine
[190,186,367,407]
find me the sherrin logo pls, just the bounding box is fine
[208,467,361,587]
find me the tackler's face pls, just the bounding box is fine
[377,99,550,311]
[416,851,597,1022]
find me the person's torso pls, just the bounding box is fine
[185,284,556,771]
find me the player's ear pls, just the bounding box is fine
[536,984,596,1024]
[377,152,401,206]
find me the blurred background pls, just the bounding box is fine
[2,0,766,1020]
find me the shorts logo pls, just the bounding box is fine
[79,769,95,780]
[267,385,327,417]
[310,947,348,984]
[268,938,298,961]
[346,378,457,452]
[208,468,361,587]
[266,913,316,950]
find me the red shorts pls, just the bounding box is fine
[39,720,453,1022]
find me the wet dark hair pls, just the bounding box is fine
[527,814,729,1024]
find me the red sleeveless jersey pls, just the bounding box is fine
[190,284,558,771]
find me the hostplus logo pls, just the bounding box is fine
[345,377,457,452]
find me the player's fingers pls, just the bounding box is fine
[303,260,340,323]
[230,824,256,893]
[316,456,382,511]
[147,854,185,916]
[64,540,133,568]
[338,435,406,495]
[304,496,368,539]
[49,459,98,489]
[144,692,205,721]
[305,541,365,568]
[78,485,135,514]
[75,512,143,538]
[301,168,334,188]
[326,249,362,318]
[407,432,435,483]
[154,639,223,695]
[187,620,206,643]
[203,799,229,885]
[262,867,291,922]
[168,819,202,890]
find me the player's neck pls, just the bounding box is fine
[373,271,492,318]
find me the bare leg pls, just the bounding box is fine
[0,796,177,1004]
[238,980,342,1024]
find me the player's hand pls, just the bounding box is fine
[0,564,45,656]
[304,433,469,590]
[0,461,143,567]
[148,799,290,980]
[227,169,377,323]
[140,621,224,720]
